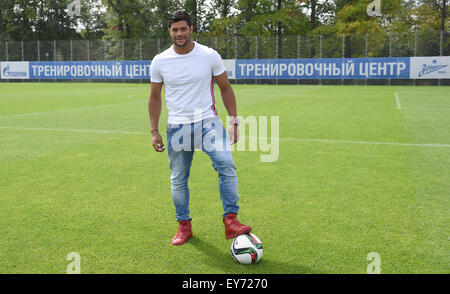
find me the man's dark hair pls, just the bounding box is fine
[169,11,192,28]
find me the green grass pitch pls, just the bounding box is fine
[0,82,448,274]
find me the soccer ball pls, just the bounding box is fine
[231,233,263,264]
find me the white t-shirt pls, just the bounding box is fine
[150,42,226,124]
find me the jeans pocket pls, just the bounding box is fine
[166,124,181,135]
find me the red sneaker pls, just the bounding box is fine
[171,220,193,246]
[223,213,252,240]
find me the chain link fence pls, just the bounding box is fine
[1,31,449,85]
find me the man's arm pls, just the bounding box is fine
[214,72,239,144]
[148,82,165,152]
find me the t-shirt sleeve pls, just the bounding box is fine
[150,57,163,83]
[210,50,226,77]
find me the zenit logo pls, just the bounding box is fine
[418,59,448,77]
[2,64,28,78]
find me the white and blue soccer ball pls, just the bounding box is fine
[231,233,263,264]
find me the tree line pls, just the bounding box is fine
[0,0,447,42]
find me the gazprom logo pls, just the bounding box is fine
[2,63,28,78]
[2,65,9,76]
[418,59,448,77]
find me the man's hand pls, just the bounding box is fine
[228,124,239,145]
[152,131,165,152]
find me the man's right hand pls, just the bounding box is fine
[152,132,165,152]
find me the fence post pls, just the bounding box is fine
[70,40,73,83]
[122,39,125,60]
[5,40,8,82]
[121,39,124,83]
[157,38,160,54]
[104,40,107,83]
[37,40,40,61]
[319,34,322,86]
[414,31,417,57]
[255,36,258,85]
[341,34,345,85]
[255,36,258,59]
[37,40,40,82]
[140,38,142,84]
[54,40,57,82]
[365,33,368,86]
[319,34,322,58]
[104,40,107,61]
[275,35,278,59]
[414,31,417,86]
[439,31,443,86]
[234,36,237,59]
[389,32,392,57]
[297,35,300,85]
[365,33,368,57]
[275,36,278,85]
[22,40,25,82]
[389,33,392,86]
[87,39,90,61]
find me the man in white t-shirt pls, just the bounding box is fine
[148,11,252,246]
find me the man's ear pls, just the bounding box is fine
[190,25,194,33]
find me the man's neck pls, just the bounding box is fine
[173,40,195,55]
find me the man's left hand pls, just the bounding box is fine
[228,124,239,145]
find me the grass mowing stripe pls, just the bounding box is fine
[0,126,145,135]
[0,100,143,119]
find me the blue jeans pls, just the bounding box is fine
[166,117,239,221]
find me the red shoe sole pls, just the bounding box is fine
[225,227,252,240]
[171,233,193,246]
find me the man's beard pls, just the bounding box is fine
[173,36,191,48]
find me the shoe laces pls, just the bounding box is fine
[227,215,242,226]
[178,221,191,233]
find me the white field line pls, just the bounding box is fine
[394,92,449,111]
[279,137,450,148]
[1,126,449,148]
[395,92,402,110]
[402,107,450,111]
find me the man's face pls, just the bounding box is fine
[169,20,193,48]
